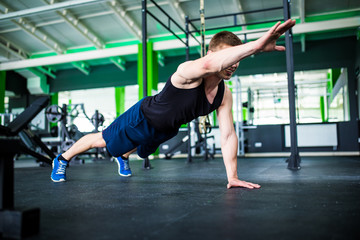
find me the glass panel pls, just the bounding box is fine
[124,85,139,111]
[234,68,349,125]
[328,87,344,122]
[58,87,116,132]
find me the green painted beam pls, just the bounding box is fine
[36,66,56,79]
[0,71,5,113]
[147,41,158,96]
[157,52,165,67]
[212,111,217,126]
[306,10,360,23]
[326,68,341,102]
[105,40,141,49]
[329,68,341,87]
[50,92,58,128]
[320,96,328,122]
[110,56,126,71]
[242,107,247,122]
[138,42,159,99]
[137,43,143,100]
[71,61,91,75]
[50,92,58,106]
[137,42,160,156]
[115,87,125,116]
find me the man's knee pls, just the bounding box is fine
[91,132,106,148]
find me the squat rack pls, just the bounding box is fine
[141,0,203,165]
[141,0,300,170]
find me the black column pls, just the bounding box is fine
[283,0,301,170]
[185,16,192,163]
[141,0,151,169]
[142,0,148,98]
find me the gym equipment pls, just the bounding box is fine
[91,111,105,127]
[61,139,76,151]
[0,96,51,238]
[45,105,63,123]
[44,103,107,161]
[198,115,211,134]
[163,120,215,160]
[0,97,54,165]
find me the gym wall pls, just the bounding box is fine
[4,35,360,153]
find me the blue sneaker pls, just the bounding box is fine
[115,156,132,177]
[51,154,69,182]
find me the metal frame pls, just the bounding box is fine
[141,0,300,169]
[40,0,125,72]
[188,6,284,33]
[0,0,109,21]
[186,1,300,168]
[0,1,91,75]
[142,0,202,164]
[283,0,301,169]
[107,0,142,41]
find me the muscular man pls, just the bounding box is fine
[51,19,296,189]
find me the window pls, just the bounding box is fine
[231,68,349,125]
[58,87,116,132]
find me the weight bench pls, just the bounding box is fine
[0,96,50,239]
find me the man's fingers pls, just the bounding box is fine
[275,45,286,51]
[227,180,261,189]
[242,181,255,189]
[242,181,261,189]
[270,21,282,33]
[277,19,296,35]
[248,182,261,188]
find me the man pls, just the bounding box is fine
[51,19,296,189]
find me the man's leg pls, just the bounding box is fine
[115,148,137,177]
[62,132,106,161]
[122,148,137,159]
[51,132,106,182]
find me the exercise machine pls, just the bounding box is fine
[0,96,51,238]
[45,103,107,162]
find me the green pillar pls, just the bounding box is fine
[137,42,158,99]
[329,68,341,87]
[137,42,159,156]
[115,87,125,116]
[137,43,144,99]
[0,71,5,113]
[51,92,58,106]
[147,41,158,96]
[242,107,248,122]
[212,111,217,126]
[325,68,341,121]
[226,81,235,124]
[50,93,58,128]
[320,96,328,122]
[326,68,341,101]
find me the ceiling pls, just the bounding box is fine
[0,0,359,78]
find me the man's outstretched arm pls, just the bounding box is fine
[172,19,296,86]
[217,86,261,189]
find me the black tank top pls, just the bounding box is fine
[141,75,225,132]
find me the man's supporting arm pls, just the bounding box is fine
[217,86,261,189]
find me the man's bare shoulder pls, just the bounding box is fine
[172,62,202,89]
[221,85,232,103]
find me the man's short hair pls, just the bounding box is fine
[208,31,242,51]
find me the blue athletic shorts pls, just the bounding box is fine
[102,99,178,158]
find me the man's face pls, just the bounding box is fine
[211,44,239,80]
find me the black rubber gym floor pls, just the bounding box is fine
[14,156,360,240]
